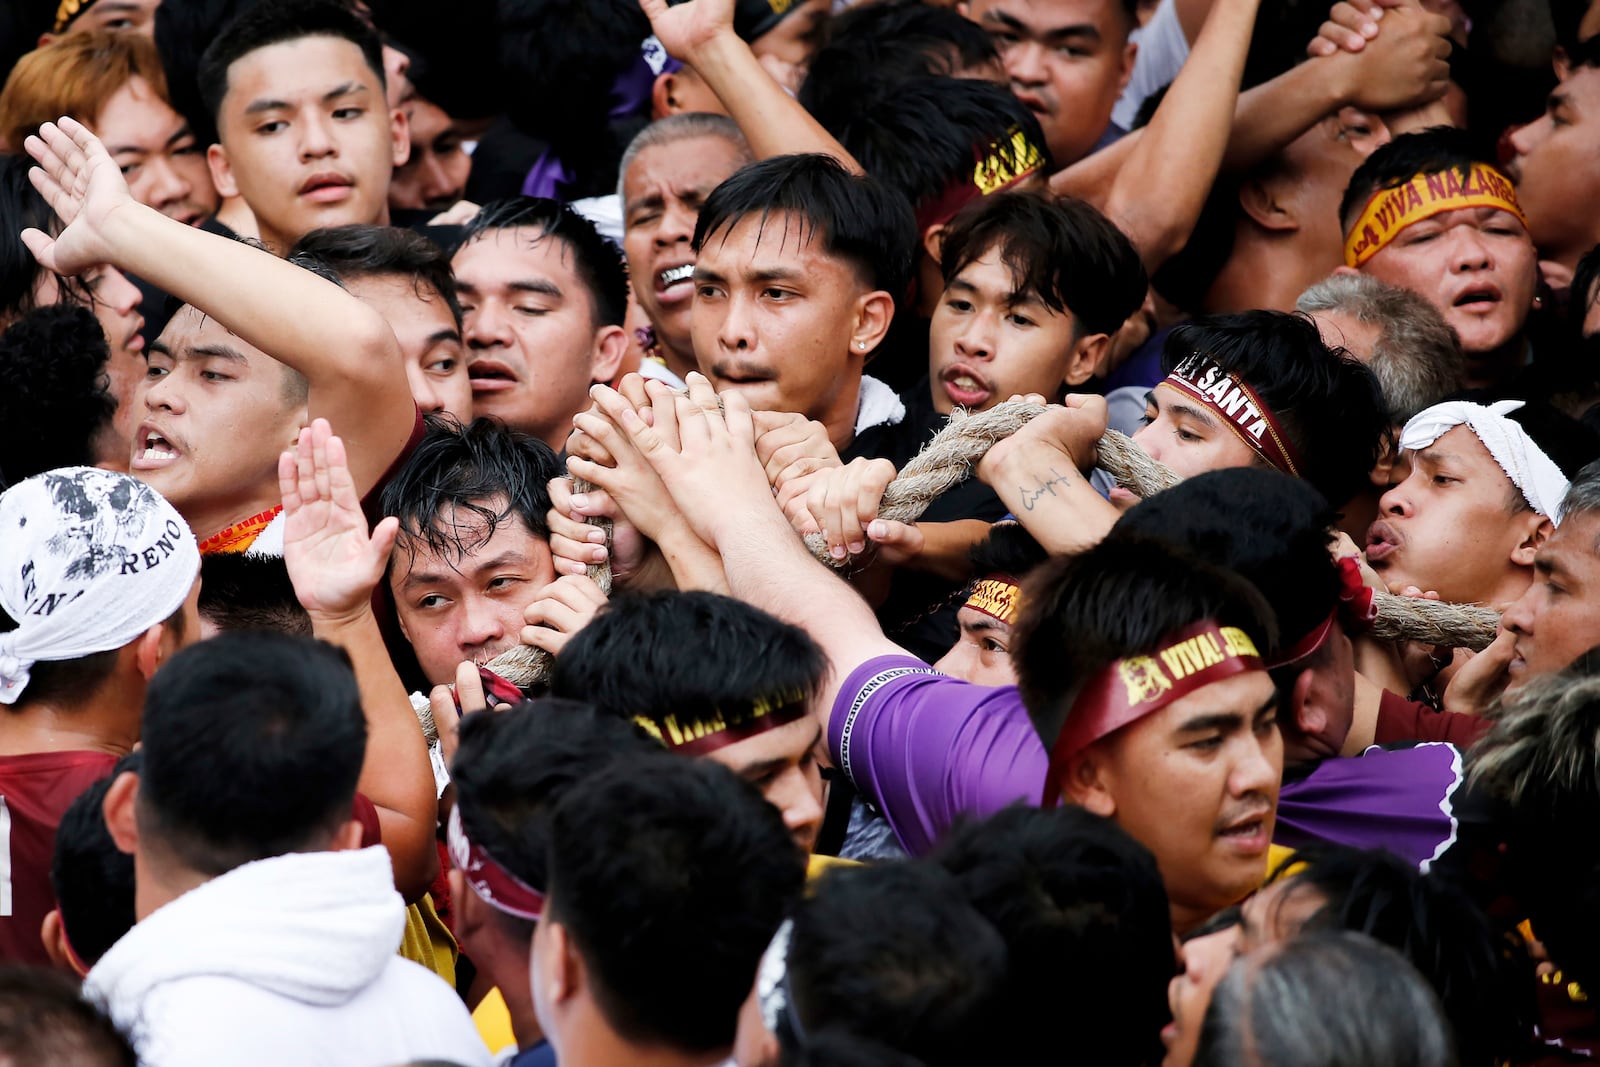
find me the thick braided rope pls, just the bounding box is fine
[802,400,1499,651]
[480,400,1498,695]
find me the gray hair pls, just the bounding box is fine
[1296,273,1464,425]
[615,113,753,202]
[1196,932,1457,1067]
[1469,652,1600,818]
[1560,458,1600,524]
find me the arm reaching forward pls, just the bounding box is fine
[23,118,415,496]
[583,374,906,734]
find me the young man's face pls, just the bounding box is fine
[58,0,160,36]
[1356,205,1538,357]
[1132,382,1264,480]
[1506,67,1600,267]
[933,606,1018,687]
[704,716,824,854]
[692,211,875,436]
[391,501,557,685]
[95,75,217,226]
[967,0,1135,167]
[1502,510,1600,686]
[210,35,406,252]
[622,134,749,360]
[929,246,1084,414]
[1367,426,1544,605]
[1069,669,1281,930]
[132,305,306,527]
[342,272,471,420]
[455,228,621,449]
[388,95,469,213]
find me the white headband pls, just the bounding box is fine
[1398,400,1569,523]
[0,469,199,704]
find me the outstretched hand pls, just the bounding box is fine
[20,117,138,278]
[281,417,400,622]
[638,0,736,65]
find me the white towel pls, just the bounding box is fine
[1398,400,1569,523]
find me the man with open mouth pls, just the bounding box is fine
[452,198,627,452]
[1339,127,1541,396]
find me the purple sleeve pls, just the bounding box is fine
[829,655,1050,856]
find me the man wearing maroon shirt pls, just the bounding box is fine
[0,468,200,964]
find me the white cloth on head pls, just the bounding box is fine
[0,468,198,704]
[1398,400,1569,523]
[855,374,907,436]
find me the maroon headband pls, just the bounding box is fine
[1043,621,1265,806]
[633,689,810,758]
[447,806,545,922]
[1270,557,1380,668]
[914,126,1046,234]
[1165,359,1303,477]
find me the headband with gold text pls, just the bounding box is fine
[1164,359,1303,477]
[1343,163,1526,268]
[1043,621,1264,805]
[633,689,809,758]
[447,806,545,922]
[965,574,1022,626]
[915,127,1046,233]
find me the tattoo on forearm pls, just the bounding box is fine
[1019,466,1078,511]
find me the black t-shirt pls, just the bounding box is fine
[844,379,1009,662]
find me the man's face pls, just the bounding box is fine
[968,0,1135,166]
[1164,878,1325,1065]
[705,716,825,854]
[343,273,471,419]
[1368,426,1540,605]
[95,76,217,226]
[1079,670,1281,927]
[622,135,749,359]
[933,606,1018,687]
[928,247,1083,414]
[454,228,609,449]
[1132,381,1264,480]
[1502,511,1600,686]
[692,212,871,431]
[750,0,832,70]
[1276,109,1390,265]
[211,35,405,251]
[1357,205,1538,356]
[132,305,305,522]
[391,503,557,685]
[1506,68,1600,265]
[61,0,160,35]
[388,95,469,213]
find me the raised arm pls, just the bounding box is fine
[22,118,415,495]
[280,419,438,903]
[639,0,863,173]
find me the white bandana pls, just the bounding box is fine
[0,468,199,704]
[1398,400,1569,523]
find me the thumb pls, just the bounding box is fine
[369,516,400,566]
[19,229,58,272]
[867,519,924,560]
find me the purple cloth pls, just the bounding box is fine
[830,654,1465,867]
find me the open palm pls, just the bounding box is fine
[19,117,137,278]
[281,419,400,619]
[638,0,735,61]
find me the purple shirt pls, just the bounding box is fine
[830,655,1465,867]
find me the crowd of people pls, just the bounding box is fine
[1,0,1599,1062]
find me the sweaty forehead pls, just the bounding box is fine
[222,35,382,113]
[157,304,269,363]
[454,227,577,284]
[626,136,745,200]
[1415,424,1507,481]
[700,211,867,285]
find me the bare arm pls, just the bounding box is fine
[639,0,863,173]
[281,420,439,903]
[1106,0,1261,266]
[974,399,1122,556]
[22,119,416,496]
